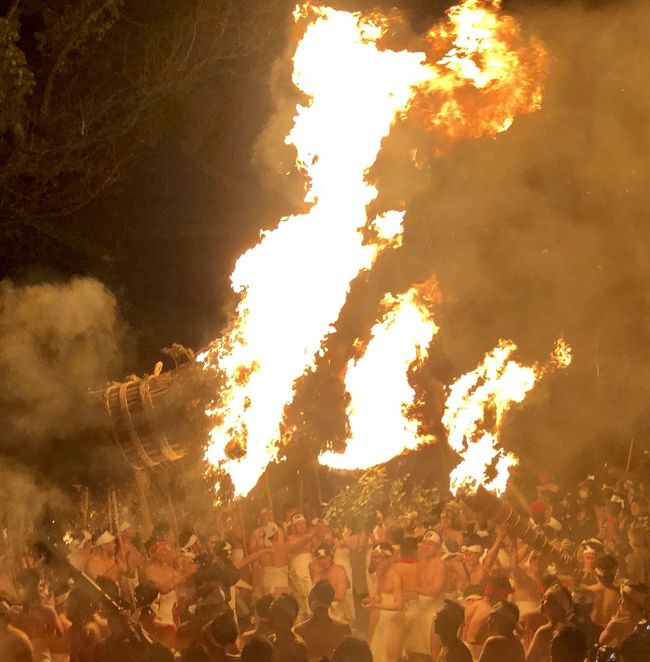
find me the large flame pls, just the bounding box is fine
[443,339,572,496]
[320,281,439,470]
[202,1,549,495]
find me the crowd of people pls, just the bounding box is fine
[0,467,649,661]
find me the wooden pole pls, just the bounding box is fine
[626,438,635,473]
[111,491,136,610]
[237,502,249,557]
[263,472,274,515]
[314,461,323,507]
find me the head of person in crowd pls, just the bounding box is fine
[596,554,618,586]
[402,511,418,533]
[135,580,160,615]
[462,539,483,569]
[526,549,543,577]
[434,600,465,644]
[420,529,441,558]
[263,522,281,547]
[207,607,239,649]
[440,505,462,532]
[332,635,373,662]
[241,634,274,662]
[66,586,97,625]
[484,576,514,605]
[619,582,649,618]
[213,540,233,564]
[371,543,393,573]
[259,507,274,526]
[308,580,335,615]
[400,536,418,561]
[630,497,648,519]
[580,539,603,571]
[542,584,573,626]
[571,587,596,623]
[290,513,308,535]
[149,539,172,564]
[268,593,300,635]
[254,594,275,627]
[314,544,334,572]
[577,481,593,503]
[94,530,116,556]
[530,500,547,527]
[150,520,175,545]
[550,624,587,662]
[487,601,520,638]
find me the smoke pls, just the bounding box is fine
[0,277,124,449]
[250,0,650,481]
[373,0,650,478]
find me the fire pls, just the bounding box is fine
[411,0,548,140]
[202,1,550,495]
[443,339,571,496]
[320,281,439,470]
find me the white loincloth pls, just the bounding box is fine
[365,548,377,597]
[158,589,177,625]
[404,595,443,655]
[333,547,355,624]
[263,565,289,594]
[370,593,404,662]
[290,552,313,618]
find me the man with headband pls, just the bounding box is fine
[309,544,350,624]
[145,540,187,625]
[410,528,447,660]
[599,581,649,649]
[364,542,404,662]
[526,583,573,662]
[86,531,126,584]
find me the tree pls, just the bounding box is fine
[0,0,280,252]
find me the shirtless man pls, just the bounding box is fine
[412,530,446,661]
[85,532,126,584]
[599,582,648,649]
[512,548,544,617]
[260,522,315,597]
[309,545,349,623]
[14,570,63,662]
[0,597,33,662]
[589,554,619,629]
[365,543,404,662]
[144,540,187,625]
[525,584,573,662]
[463,576,513,659]
[393,537,423,662]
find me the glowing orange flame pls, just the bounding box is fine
[201,1,549,495]
[443,339,571,496]
[319,281,438,470]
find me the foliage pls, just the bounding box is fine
[0,0,282,251]
[325,467,440,530]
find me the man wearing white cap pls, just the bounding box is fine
[310,544,351,624]
[85,531,126,583]
[408,529,446,660]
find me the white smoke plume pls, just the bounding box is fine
[0,277,124,445]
